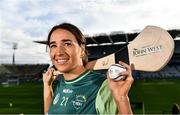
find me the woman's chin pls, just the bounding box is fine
[56,67,71,73]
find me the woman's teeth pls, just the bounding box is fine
[57,59,68,64]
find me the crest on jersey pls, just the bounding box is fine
[73,95,87,110]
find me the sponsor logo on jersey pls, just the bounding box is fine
[73,95,87,110]
[53,93,60,105]
[63,88,73,94]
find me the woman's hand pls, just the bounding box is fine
[43,67,60,113]
[43,67,58,86]
[107,61,134,114]
[107,61,134,100]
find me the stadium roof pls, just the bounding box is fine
[34,29,180,46]
[34,29,180,60]
[34,31,138,46]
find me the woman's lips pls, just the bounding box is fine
[56,59,69,65]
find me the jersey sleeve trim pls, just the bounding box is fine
[95,80,118,114]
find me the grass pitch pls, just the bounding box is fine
[0,79,180,114]
[0,82,43,114]
[129,78,180,114]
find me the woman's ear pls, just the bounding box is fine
[80,45,85,58]
[80,51,85,58]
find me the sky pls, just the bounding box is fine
[0,0,180,64]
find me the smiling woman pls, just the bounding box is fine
[43,22,133,114]
[48,29,86,76]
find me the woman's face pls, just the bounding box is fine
[49,29,83,73]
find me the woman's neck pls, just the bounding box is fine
[62,66,86,81]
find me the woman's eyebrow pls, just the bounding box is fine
[49,41,56,45]
[61,39,72,42]
[49,39,72,45]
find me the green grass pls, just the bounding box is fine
[129,78,180,114]
[0,82,43,114]
[0,79,180,114]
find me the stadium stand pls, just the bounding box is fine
[0,64,49,84]
[1,29,179,84]
[86,30,180,80]
[159,66,179,78]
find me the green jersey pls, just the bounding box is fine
[48,70,118,114]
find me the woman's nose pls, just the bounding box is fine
[55,45,65,54]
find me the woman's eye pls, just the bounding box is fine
[50,44,56,48]
[64,42,72,46]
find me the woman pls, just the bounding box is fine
[43,23,133,114]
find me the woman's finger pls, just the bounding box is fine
[119,61,131,70]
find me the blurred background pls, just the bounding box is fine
[0,0,180,114]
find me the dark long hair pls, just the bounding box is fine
[47,23,88,66]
